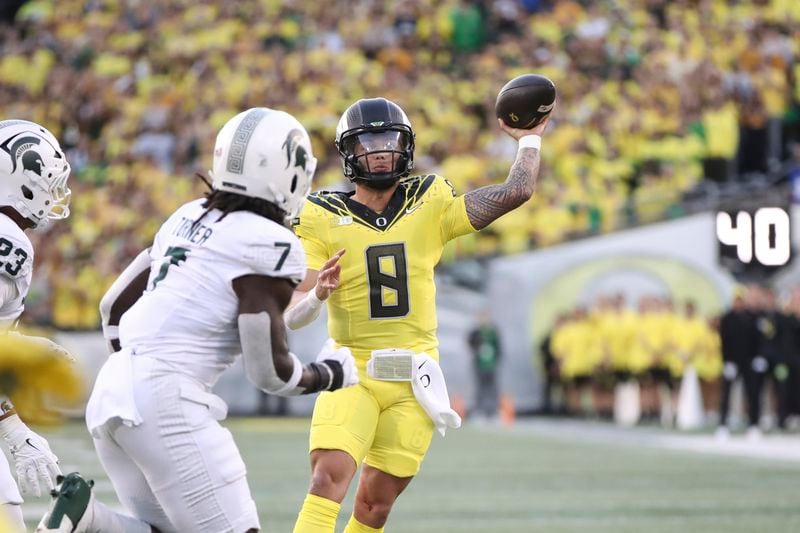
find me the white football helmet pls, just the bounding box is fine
[0,120,71,226]
[211,108,317,219]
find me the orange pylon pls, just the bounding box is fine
[499,394,515,426]
[451,393,466,420]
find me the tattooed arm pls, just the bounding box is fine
[464,116,550,230]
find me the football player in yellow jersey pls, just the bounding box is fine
[287,97,550,533]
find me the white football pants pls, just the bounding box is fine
[0,450,24,530]
[92,356,259,533]
[0,451,22,505]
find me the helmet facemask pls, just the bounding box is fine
[338,125,414,189]
[23,161,71,224]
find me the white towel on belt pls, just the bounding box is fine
[85,348,143,437]
[411,353,461,436]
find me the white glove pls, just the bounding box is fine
[0,414,61,497]
[315,339,359,390]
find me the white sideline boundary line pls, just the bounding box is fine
[478,418,800,464]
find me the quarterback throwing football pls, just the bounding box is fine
[289,98,550,532]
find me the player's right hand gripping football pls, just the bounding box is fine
[314,338,359,391]
[497,109,553,141]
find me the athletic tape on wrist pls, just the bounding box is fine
[518,135,541,150]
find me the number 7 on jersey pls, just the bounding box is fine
[151,246,190,288]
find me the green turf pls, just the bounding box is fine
[28,419,800,532]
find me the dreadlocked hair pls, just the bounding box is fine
[195,189,286,229]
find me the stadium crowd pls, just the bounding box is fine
[0,0,798,328]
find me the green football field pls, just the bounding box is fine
[23,418,800,532]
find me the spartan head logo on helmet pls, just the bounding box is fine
[21,146,45,176]
[1,135,44,175]
[282,129,309,174]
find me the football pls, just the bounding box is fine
[495,74,556,129]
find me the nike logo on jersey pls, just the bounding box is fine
[25,438,40,451]
[405,204,423,214]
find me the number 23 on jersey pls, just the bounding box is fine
[0,237,28,277]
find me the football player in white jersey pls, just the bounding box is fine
[37,108,358,533]
[0,119,72,531]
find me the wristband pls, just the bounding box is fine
[306,363,326,393]
[305,361,337,393]
[102,324,119,340]
[518,135,541,150]
[321,359,344,390]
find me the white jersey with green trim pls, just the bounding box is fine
[119,199,306,387]
[0,213,33,329]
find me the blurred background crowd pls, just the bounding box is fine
[0,0,798,331]
[543,295,720,386]
[539,284,800,431]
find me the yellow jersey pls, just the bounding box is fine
[294,174,475,361]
